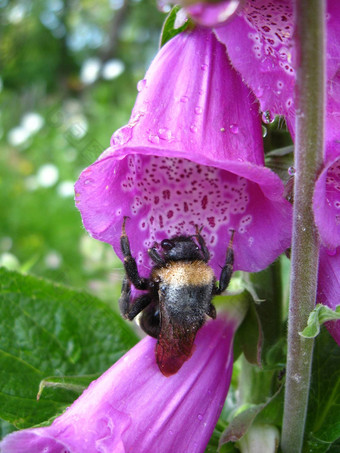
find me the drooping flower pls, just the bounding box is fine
[0,316,237,453]
[194,0,340,340]
[75,27,292,277]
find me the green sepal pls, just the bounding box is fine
[218,385,283,448]
[37,374,100,400]
[160,5,192,48]
[299,304,340,339]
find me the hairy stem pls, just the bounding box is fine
[281,1,326,452]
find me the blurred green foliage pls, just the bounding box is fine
[0,0,165,303]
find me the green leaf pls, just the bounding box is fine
[265,145,294,183]
[160,5,191,48]
[219,386,283,448]
[234,301,262,366]
[244,260,287,369]
[0,267,139,430]
[300,304,340,339]
[303,328,340,452]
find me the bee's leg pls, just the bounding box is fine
[148,246,165,266]
[120,216,149,290]
[206,302,216,319]
[139,302,161,338]
[213,230,235,295]
[195,225,210,262]
[119,276,152,320]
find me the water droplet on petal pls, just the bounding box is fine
[197,414,203,421]
[190,125,198,133]
[148,133,160,144]
[180,95,189,103]
[288,166,296,176]
[229,124,239,134]
[158,127,174,142]
[111,126,133,146]
[137,78,147,92]
[201,63,208,71]
[262,110,275,124]
[195,106,203,115]
[262,125,267,137]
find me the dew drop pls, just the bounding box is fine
[262,125,267,137]
[158,127,173,141]
[137,78,147,92]
[195,106,203,115]
[201,63,208,71]
[110,126,133,146]
[169,430,174,435]
[229,123,239,134]
[148,133,160,144]
[180,95,189,103]
[288,166,296,176]
[197,414,203,421]
[190,125,198,133]
[262,110,275,124]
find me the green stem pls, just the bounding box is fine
[281,1,326,452]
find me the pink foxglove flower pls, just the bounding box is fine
[0,317,236,453]
[75,27,292,277]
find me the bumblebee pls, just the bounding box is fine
[119,217,234,376]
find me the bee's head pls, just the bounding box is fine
[161,236,203,261]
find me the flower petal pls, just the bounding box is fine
[318,248,340,346]
[75,27,292,275]
[313,156,340,250]
[214,0,295,121]
[325,2,340,161]
[185,0,243,27]
[0,317,237,453]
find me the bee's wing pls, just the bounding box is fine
[155,294,203,377]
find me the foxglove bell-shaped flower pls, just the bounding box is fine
[0,317,236,453]
[75,27,292,275]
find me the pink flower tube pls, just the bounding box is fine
[0,317,236,453]
[75,27,292,276]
